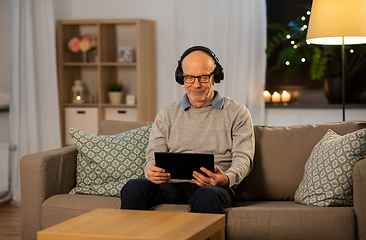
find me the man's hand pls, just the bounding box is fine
[192,165,229,188]
[147,162,171,184]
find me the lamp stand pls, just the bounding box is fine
[341,37,345,121]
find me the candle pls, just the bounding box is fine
[281,90,291,102]
[271,91,281,102]
[263,90,271,102]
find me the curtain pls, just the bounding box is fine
[8,0,60,203]
[173,0,267,124]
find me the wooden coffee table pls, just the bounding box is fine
[37,208,226,240]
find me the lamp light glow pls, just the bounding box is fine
[306,0,366,45]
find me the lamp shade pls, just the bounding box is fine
[306,0,366,45]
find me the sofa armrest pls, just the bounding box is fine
[20,146,77,240]
[353,157,366,240]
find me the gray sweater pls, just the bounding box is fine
[145,96,255,188]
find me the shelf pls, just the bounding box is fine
[101,104,137,108]
[63,103,99,107]
[100,62,136,66]
[63,62,137,66]
[63,62,98,66]
[57,19,157,146]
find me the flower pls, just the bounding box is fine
[79,37,91,52]
[68,37,80,53]
[88,35,97,48]
[68,34,97,53]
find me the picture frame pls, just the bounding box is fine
[126,94,136,105]
[117,46,134,62]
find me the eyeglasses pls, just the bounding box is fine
[183,71,214,84]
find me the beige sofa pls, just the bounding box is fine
[20,120,366,240]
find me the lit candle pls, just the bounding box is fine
[271,92,281,102]
[281,90,291,102]
[263,90,271,102]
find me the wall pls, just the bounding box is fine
[53,0,183,112]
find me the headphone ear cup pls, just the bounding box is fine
[175,66,184,85]
[214,64,224,83]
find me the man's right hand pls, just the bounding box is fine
[147,162,171,184]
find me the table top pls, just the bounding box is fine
[37,208,225,240]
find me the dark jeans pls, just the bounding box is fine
[120,178,234,214]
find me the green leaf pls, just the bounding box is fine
[310,49,329,80]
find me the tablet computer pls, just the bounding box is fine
[154,152,214,180]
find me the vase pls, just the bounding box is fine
[108,92,122,104]
[82,51,87,62]
[88,49,98,62]
[323,77,350,104]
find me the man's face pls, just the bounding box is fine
[182,51,216,108]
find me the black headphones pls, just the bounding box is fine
[175,46,224,85]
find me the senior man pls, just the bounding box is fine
[121,46,254,214]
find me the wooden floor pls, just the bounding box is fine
[0,202,21,240]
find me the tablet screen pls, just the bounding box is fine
[154,152,214,180]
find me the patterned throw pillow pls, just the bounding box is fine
[295,128,366,207]
[68,124,152,197]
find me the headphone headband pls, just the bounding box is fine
[175,46,224,85]
[178,46,220,66]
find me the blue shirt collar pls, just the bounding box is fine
[181,90,224,111]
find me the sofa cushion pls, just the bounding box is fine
[42,194,120,229]
[153,204,191,212]
[295,128,366,206]
[97,120,153,135]
[234,121,366,201]
[226,201,355,240]
[68,124,152,197]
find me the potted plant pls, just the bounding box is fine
[107,81,123,104]
[266,4,366,103]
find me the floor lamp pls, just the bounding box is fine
[306,0,366,121]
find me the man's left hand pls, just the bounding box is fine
[192,165,229,188]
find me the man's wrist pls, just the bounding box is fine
[225,174,230,188]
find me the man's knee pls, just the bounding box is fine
[194,186,223,200]
[189,186,232,214]
[120,178,154,210]
[121,178,150,194]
